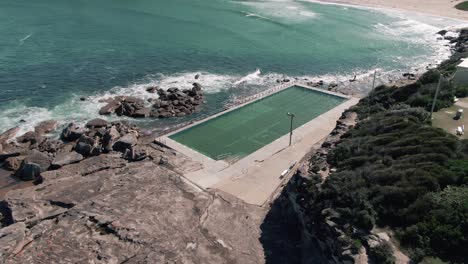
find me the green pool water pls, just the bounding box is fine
[169,86,346,161]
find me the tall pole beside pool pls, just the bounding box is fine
[287,112,295,146]
[430,74,442,119]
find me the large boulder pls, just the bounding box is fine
[167,87,179,93]
[124,146,147,162]
[99,100,121,115]
[132,107,151,118]
[146,86,157,93]
[61,123,87,142]
[34,120,58,135]
[4,156,27,171]
[15,162,42,181]
[74,136,99,157]
[51,151,84,169]
[15,150,52,181]
[192,82,202,91]
[115,102,137,117]
[85,118,108,129]
[102,126,120,153]
[113,133,138,153]
[0,127,20,145]
[16,131,43,145]
[122,96,144,105]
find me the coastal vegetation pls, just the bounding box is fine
[298,34,468,263]
[455,1,468,11]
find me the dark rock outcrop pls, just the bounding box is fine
[61,123,87,142]
[99,83,204,119]
[74,135,99,157]
[85,118,108,129]
[13,150,51,181]
[99,99,121,115]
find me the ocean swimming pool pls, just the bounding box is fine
[169,86,347,161]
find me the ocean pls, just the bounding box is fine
[0,0,460,135]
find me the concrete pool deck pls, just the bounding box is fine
[157,83,359,206]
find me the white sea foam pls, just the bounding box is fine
[373,18,453,72]
[241,11,273,21]
[234,69,262,85]
[1,4,461,136]
[0,64,443,135]
[235,0,318,22]
[0,105,53,138]
[19,33,32,45]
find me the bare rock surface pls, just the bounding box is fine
[34,120,58,135]
[0,147,266,263]
[0,127,20,145]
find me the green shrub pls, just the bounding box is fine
[351,239,363,254]
[300,65,468,262]
[420,257,449,264]
[355,210,374,231]
[368,242,395,264]
[419,69,440,85]
[455,85,468,97]
[455,1,468,11]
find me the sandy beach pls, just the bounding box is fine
[318,0,468,21]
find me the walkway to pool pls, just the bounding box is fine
[157,83,360,206]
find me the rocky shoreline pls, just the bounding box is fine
[98,82,204,118]
[0,27,466,263]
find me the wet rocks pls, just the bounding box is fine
[85,118,108,129]
[146,86,158,93]
[402,72,416,80]
[0,127,20,145]
[99,99,121,115]
[99,83,204,119]
[437,29,448,36]
[34,120,58,135]
[61,123,87,141]
[132,107,151,118]
[16,131,42,145]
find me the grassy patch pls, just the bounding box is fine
[455,1,468,11]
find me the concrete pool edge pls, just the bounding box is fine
[155,83,359,206]
[160,82,351,141]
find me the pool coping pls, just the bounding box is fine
[157,82,351,164]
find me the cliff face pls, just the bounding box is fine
[0,145,266,263]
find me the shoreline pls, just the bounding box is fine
[310,0,468,22]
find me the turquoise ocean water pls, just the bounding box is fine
[0,0,459,134]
